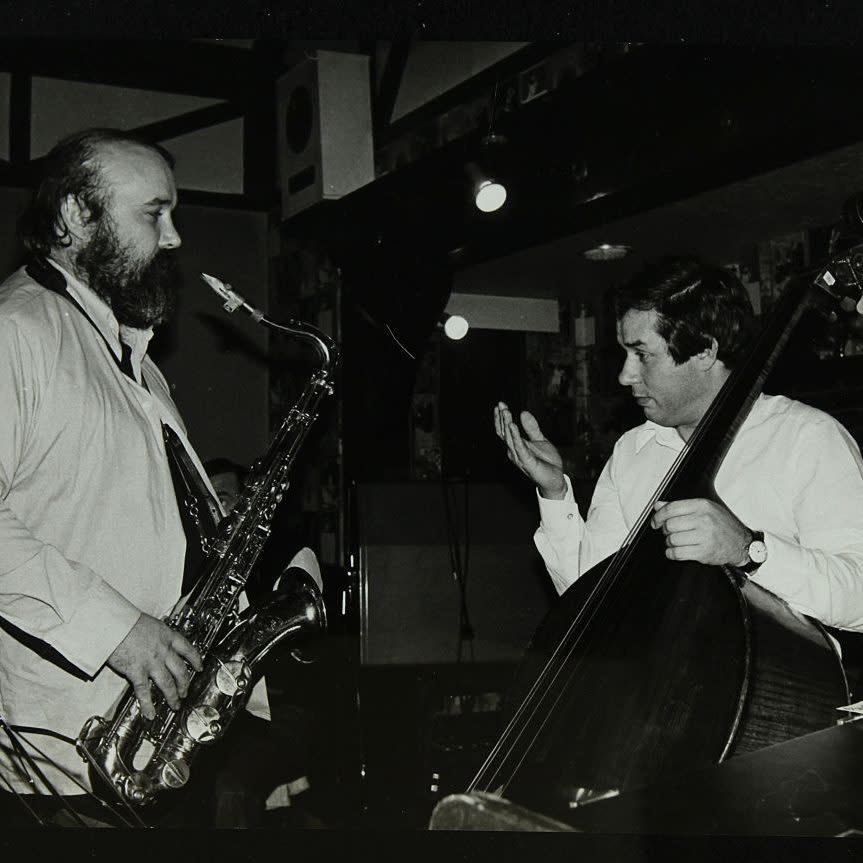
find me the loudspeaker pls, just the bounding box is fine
[356,482,553,666]
[276,50,375,220]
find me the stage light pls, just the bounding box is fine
[474,179,507,213]
[440,313,469,340]
[467,133,509,214]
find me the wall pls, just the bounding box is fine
[153,203,270,467]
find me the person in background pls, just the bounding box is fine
[203,457,320,829]
[204,457,248,517]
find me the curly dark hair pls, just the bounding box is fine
[614,256,755,370]
[18,128,175,259]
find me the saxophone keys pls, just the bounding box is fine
[215,659,251,696]
[185,705,221,743]
[161,759,191,789]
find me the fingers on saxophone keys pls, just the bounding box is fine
[166,652,192,700]
[173,633,203,672]
[152,665,181,712]
[131,676,156,720]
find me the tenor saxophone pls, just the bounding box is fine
[77,275,337,806]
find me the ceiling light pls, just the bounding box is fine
[475,180,507,213]
[466,133,509,214]
[441,313,469,340]
[583,243,631,261]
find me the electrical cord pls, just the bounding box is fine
[441,474,475,663]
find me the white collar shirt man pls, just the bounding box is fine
[535,393,863,631]
[0,259,214,794]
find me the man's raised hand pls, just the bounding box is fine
[494,402,567,500]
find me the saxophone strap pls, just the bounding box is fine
[162,424,220,593]
[26,258,219,594]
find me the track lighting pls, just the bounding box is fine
[467,133,509,214]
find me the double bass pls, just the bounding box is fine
[459,243,863,825]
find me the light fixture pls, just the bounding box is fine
[467,132,509,214]
[583,243,631,261]
[475,179,507,213]
[440,312,469,340]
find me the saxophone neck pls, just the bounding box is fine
[261,316,339,371]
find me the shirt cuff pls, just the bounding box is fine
[536,474,579,537]
[748,530,815,614]
[49,578,143,677]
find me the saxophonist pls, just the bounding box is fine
[0,129,265,827]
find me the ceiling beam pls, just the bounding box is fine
[376,42,578,146]
[0,39,267,100]
[374,37,413,134]
[128,102,244,145]
[8,73,31,165]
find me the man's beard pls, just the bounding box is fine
[75,217,181,329]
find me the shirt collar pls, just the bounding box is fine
[633,393,769,454]
[634,421,685,453]
[46,257,155,363]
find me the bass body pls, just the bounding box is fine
[472,530,848,820]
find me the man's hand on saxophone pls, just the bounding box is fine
[107,613,203,720]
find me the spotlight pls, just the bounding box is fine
[440,313,469,340]
[475,180,507,213]
[467,133,509,214]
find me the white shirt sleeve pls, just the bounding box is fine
[0,318,141,676]
[750,417,863,630]
[533,450,631,595]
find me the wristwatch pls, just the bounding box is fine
[740,529,767,575]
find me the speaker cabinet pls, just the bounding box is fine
[356,482,554,666]
[276,50,375,220]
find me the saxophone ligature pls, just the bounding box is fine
[76,274,338,807]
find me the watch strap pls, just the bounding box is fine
[740,529,766,574]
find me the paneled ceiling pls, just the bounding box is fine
[2,40,863,303]
[457,139,863,299]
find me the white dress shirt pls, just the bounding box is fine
[535,393,863,631]
[0,261,259,795]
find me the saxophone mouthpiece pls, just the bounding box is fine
[201,273,264,322]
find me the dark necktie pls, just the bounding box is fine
[119,340,135,380]
[162,425,220,594]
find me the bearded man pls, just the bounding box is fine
[0,129,231,825]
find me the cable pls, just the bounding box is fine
[441,475,475,663]
[0,718,145,827]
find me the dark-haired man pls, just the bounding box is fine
[0,129,255,825]
[496,257,863,649]
[205,457,248,517]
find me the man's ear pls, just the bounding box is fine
[57,194,93,243]
[696,337,720,369]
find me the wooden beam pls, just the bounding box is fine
[242,42,281,209]
[128,102,245,145]
[376,42,572,146]
[374,37,412,133]
[8,73,31,165]
[0,39,268,100]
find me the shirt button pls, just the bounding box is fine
[566,512,574,520]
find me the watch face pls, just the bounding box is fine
[749,540,768,564]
